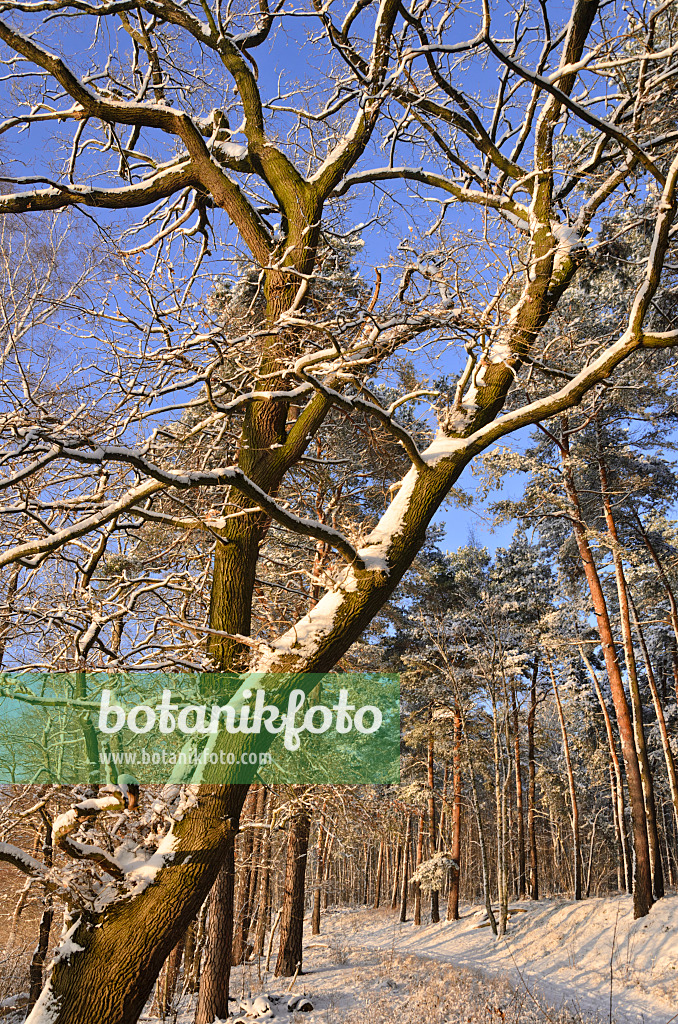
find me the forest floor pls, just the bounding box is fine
[3,894,676,1023]
[181,893,678,1024]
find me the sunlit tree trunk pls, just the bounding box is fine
[274,807,310,977]
[560,420,653,918]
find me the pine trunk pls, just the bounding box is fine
[560,422,653,918]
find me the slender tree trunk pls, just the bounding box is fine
[311,804,327,935]
[447,705,462,921]
[428,730,440,922]
[629,591,678,833]
[527,657,539,901]
[549,656,582,900]
[252,795,273,957]
[391,844,402,910]
[0,566,19,669]
[274,808,311,977]
[598,446,664,900]
[160,933,185,1017]
[413,810,424,926]
[232,787,260,964]
[560,421,653,918]
[510,681,526,898]
[26,820,53,1014]
[399,816,411,923]
[374,839,384,910]
[457,692,497,934]
[195,829,237,1024]
[580,647,632,893]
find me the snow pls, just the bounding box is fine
[551,220,581,256]
[121,829,179,895]
[258,589,346,668]
[421,431,468,466]
[24,980,59,1024]
[358,467,419,564]
[318,896,678,1024]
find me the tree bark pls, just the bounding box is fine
[413,810,424,926]
[374,839,384,910]
[311,803,327,934]
[629,591,678,835]
[195,824,237,1024]
[548,656,582,901]
[398,815,411,924]
[274,807,311,977]
[527,657,539,901]
[447,704,462,921]
[579,647,632,893]
[560,421,653,918]
[510,680,526,898]
[598,445,663,900]
[26,819,53,1014]
[427,730,440,922]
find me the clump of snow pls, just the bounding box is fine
[359,467,419,565]
[122,829,179,895]
[421,431,467,466]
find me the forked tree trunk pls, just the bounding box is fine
[274,808,311,977]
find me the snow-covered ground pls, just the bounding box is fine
[318,895,678,1024]
[157,894,678,1024]
[5,895,677,1023]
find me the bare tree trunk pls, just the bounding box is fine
[598,445,664,900]
[527,657,539,901]
[391,844,402,910]
[549,656,582,901]
[0,566,19,670]
[274,808,311,977]
[580,647,632,893]
[374,839,384,910]
[399,816,411,924]
[195,830,237,1024]
[26,819,53,1014]
[447,705,462,921]
[629,592,678,833]
[510,681,526,898]
[413,810,424,926]
[160,933,185,1018]
[252,794,273,957]
[561,421,653,918]
[232,787,259,965]
[311,803,327,934]
[428,730,440,922]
